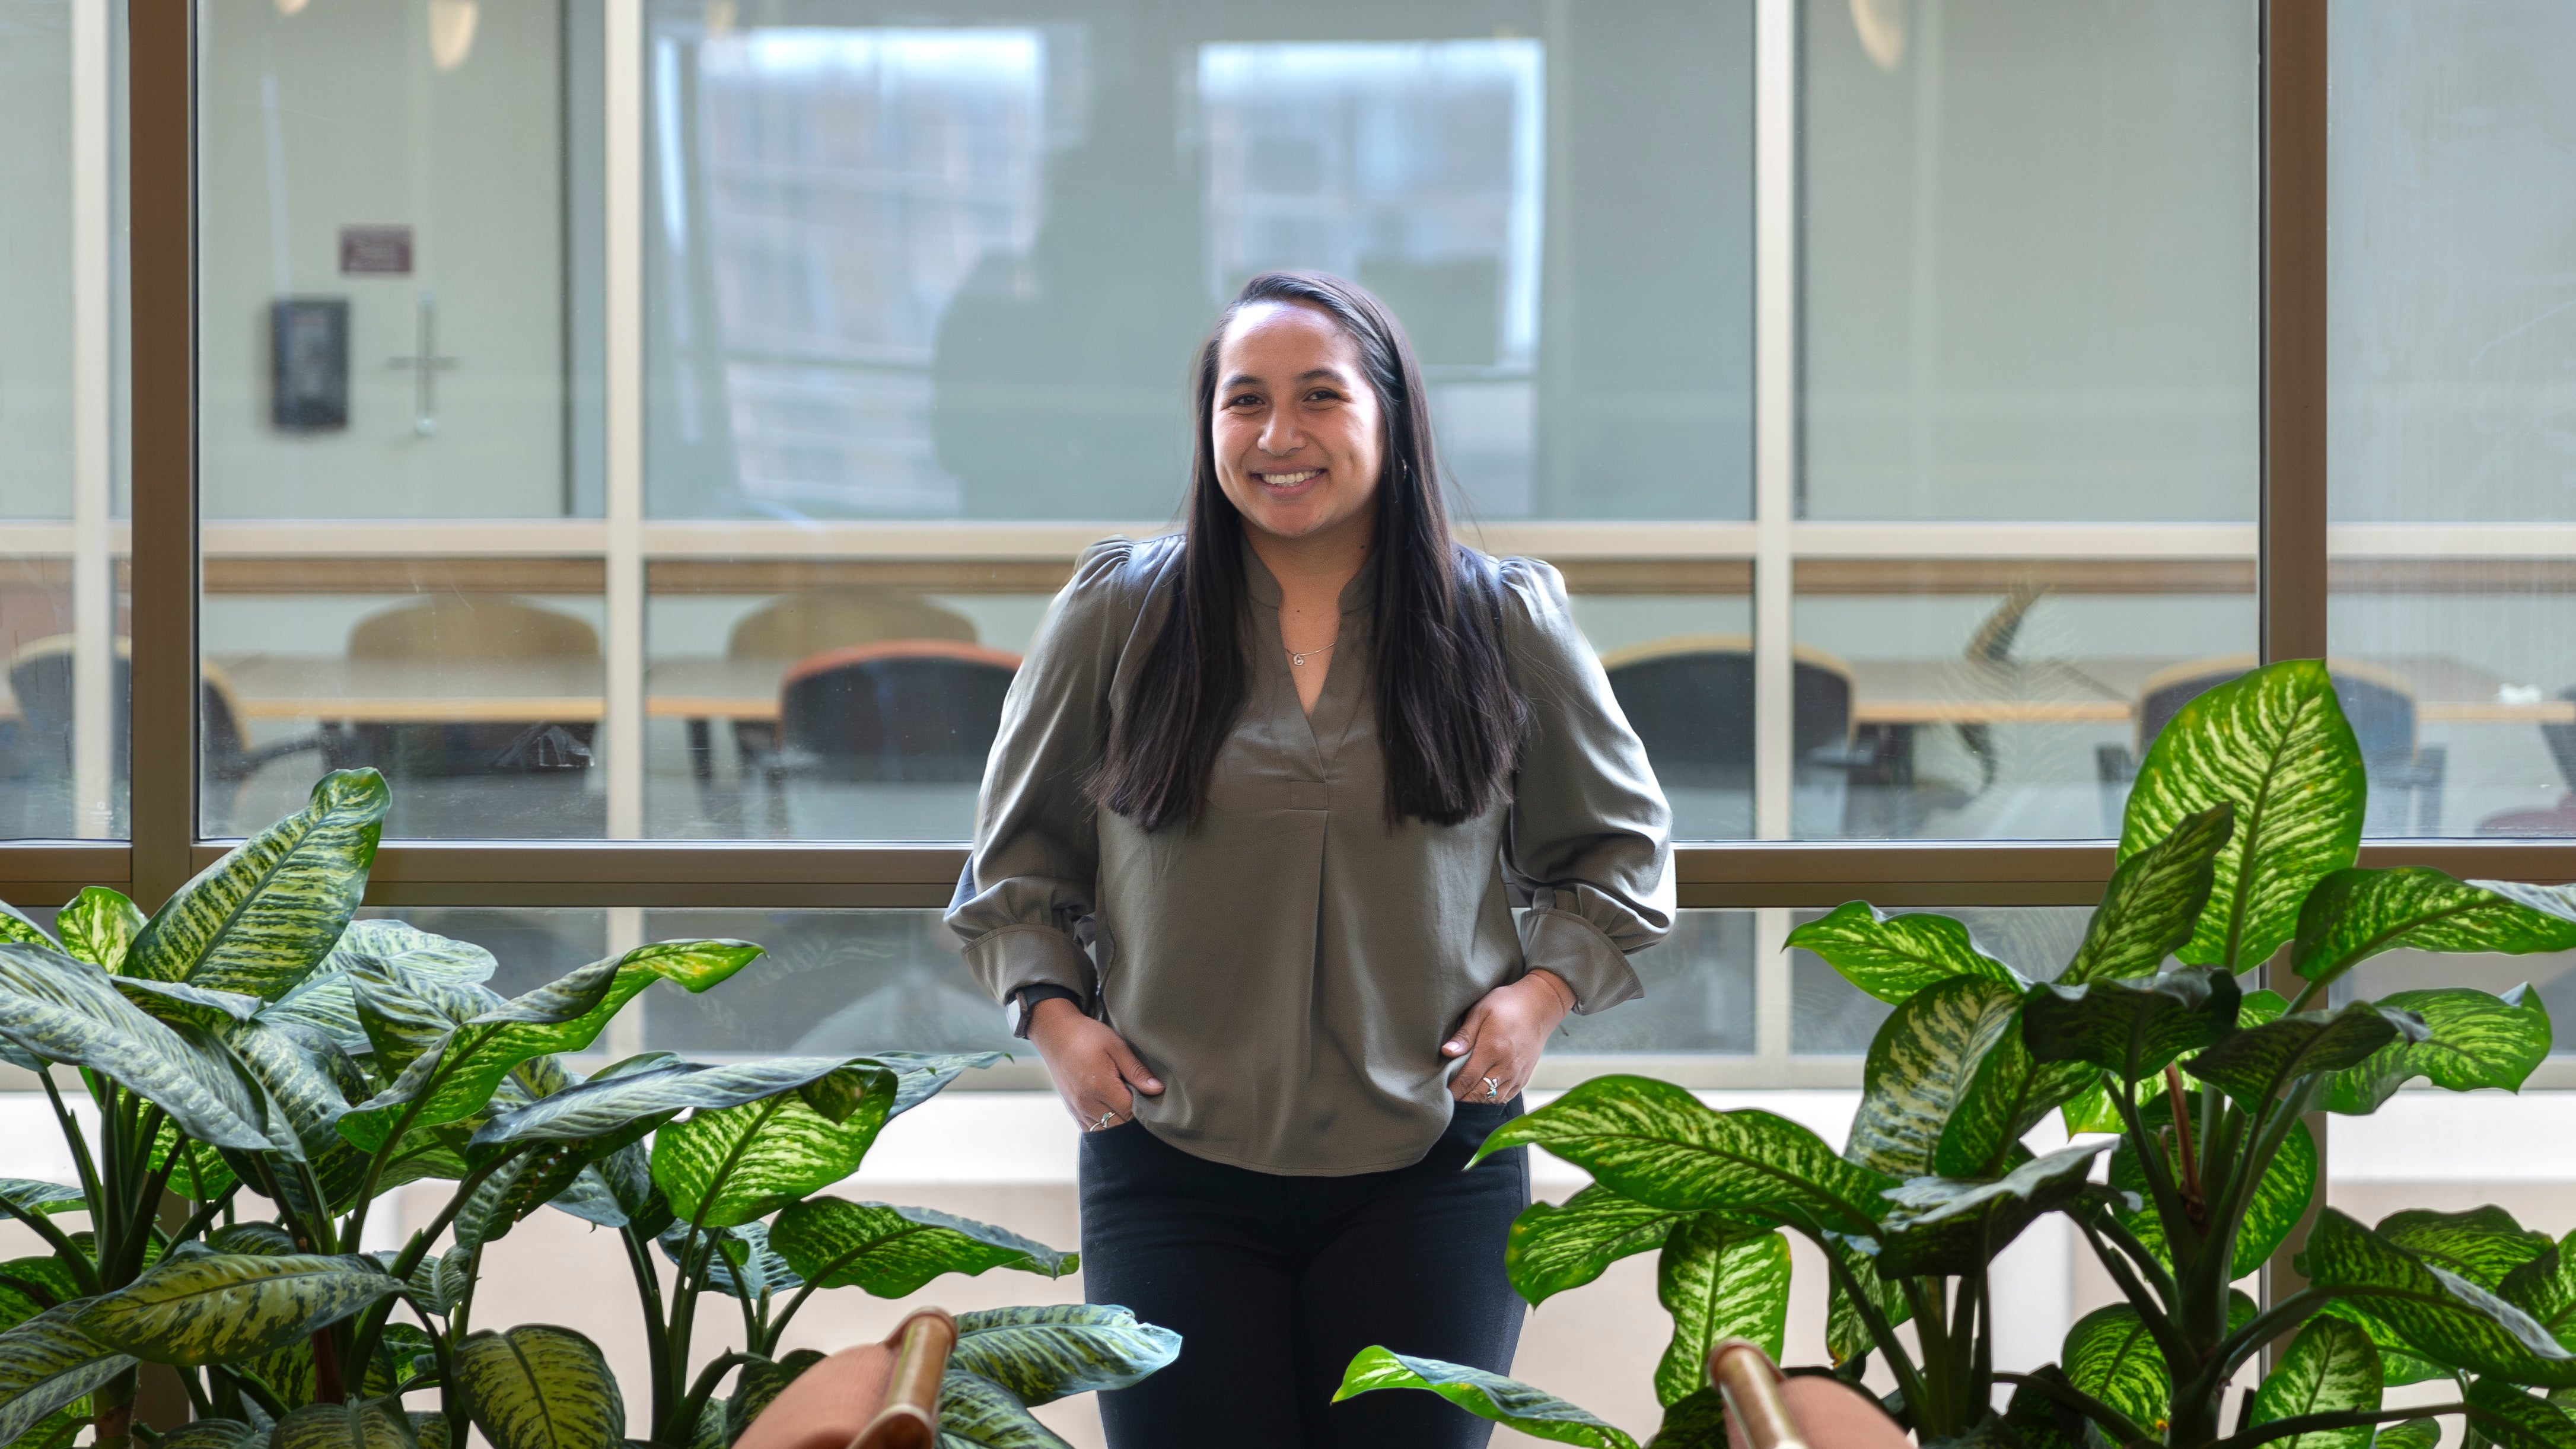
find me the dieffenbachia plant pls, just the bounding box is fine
[1340,661,2576,1449]
[0,770,1176,1449]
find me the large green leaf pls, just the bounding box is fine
[767,1198,1072,1299]
[1654,1220,1788,1407]
[2464,1379,2576,1449]
[1934,1008,2097,1180]
[1644,1387,1728,1449]
[2292,871,2576,996]
[0,945,276,1150]
[2182,1001,2422,1109]
[1845,975,2024,1179]
[76,1253,397,1366]
[1473,1076,1898,1236]
[2003,1367,2088,1449]
[0,1182,83,1218]
[337,942,766,1149]
[2119,659,2364,970]
[472,1055,871,1148]
[128,770,387,996]
[726,1349,824,1442]
[2505,1234,2576,1355]
[648,1074,902,1231]
[2371,1421,2441,1449]
[2377,1207,2555,1292]
[948,1305,1180,1408]
[456,1325,623,1449]
[2295,1208,2576,1386]
[1824,1233,1910,1367]
[0,1302,134,1447]
[0,1257,84,1323]
[217,1018,367,1163]
[56,888,144,975]
[2322,986,2553,1114]
[1504,1186,1696,1308]
[864,1050,1011,1116]
[2062,1303,2170,1434]
[2064,803,2234,985]
[1877,1141,2117,1279]
[2247,1316,2382,1449]
[263,919,499,1055]
[110,977,261,1031]
[160,1418,266,1449]
[269,1400,412,1449]
[1784,903,2021,1006]
[934,1370,1074,1449]
[2112,1093,2316,1281]
[2021,966,2241,1083]
[1334,1347,1637,1449]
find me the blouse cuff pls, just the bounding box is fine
[961,923,1096,1007]
[1520,907,1644,1015]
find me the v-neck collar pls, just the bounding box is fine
[1240,536,1373,765]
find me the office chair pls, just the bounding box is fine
[2476,684,2576,835]
[762,641,1021,836]
[717,589,980,807]
[1600,635,1882,838]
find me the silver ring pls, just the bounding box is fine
[1093,1111,1117,1130]
[1483,1077,1501,1101]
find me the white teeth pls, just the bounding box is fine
[1260,470,1319,487]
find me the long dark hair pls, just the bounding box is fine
[1089,271,1527,831]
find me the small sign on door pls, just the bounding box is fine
[340,225,413,275]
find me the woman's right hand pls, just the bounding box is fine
[1027,996,1163,1130]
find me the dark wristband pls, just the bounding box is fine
[1008,985,1084,1039]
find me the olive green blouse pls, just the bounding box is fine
[946,536,1674,1175]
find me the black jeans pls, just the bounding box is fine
[1078,1100,1530,1449]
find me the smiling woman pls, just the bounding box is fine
[945,270,1674,1448]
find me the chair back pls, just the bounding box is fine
[1600,635,1856,787]
[728,590,978,661]
[349,594,600,662]
[7,635,253,778]
[2136,654,2418,764]
[778,641,1021,784]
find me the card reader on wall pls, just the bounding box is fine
[272,297,349,431]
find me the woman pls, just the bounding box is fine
[946,271,1672,1448]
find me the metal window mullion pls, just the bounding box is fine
[2259,0,2332,1369]
[129,0,195,909]
[71,0,116,843]
[603,0,646,839]
[1752,0,1797,842]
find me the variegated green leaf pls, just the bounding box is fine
[2323,986,2553,1115]
[110,977,261,1032]
[0,1182,83,1217]
[1645,1386,1729,1449]
[1504,1186,1696,1309]
[2064,802,2233,985]
[455,1324,624,1449]
[0,944,275,1149]
[935,1370,1073,1449]
[270,1399,412,1449]
[0,1302,133,1446]
[2371,1419,2440,1449]
[75,1253,397,1365]
[160,1417,265,1449]
[2003,1367,2087,1449]
[1474,1076,1898,1236]
[648,1068,898,1230]
[56,888,143,975]
[2292,871,2576,996]
[1846,975,2023,1179]
[2063,1303,2170,1435]
[2183,1001,2422,1109]
[1877,1141,2117,1279]
[0,902,50,951]
[2021,966,2241,1083]
[2464,1378,2576,1449]
[1786,902,2021,1006]
[129,770,387,996]
[657,1221,797,1300]
[1653,1219,1787,1408]
[862,1050,1010,1116]
[2248,1316,2382,1449]
[1934,1003,2096,1179]
[768,1198,1072,1299]
[2296,1208,2576,1386]
[218,1018,366,1162]
[474,1055,870,1148]
[2505,1234,2576,1356]
[337,942,765,1149]
[209,1223,299,1257]
[949,1305,1181,1408]
[2378,1206,2554,1291]
[262,919,500,1055]
[2114,1093,2316,1281]
[2119,660,2364,972]
[1334,1347,1637,1449]
[1826,1230,1911,1367]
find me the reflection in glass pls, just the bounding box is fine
[2329,3,2576,836]
[1555,911,1754,1055]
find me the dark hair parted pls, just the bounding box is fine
[1088,270,1527,832]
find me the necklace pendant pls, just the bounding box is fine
[1289,651,1307,667]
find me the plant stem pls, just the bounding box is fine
[90,1366,136,1449]
[1818,1245,1931,1428]
[2164,1065,2204,1212]
[622,1227,676,1441]
[1993,1371,2154,1447]
[40,1071,103,1210]
[0,1197,100,1295]
[673,1351,753,1445]
[2075,1218,2196,1374]
[2215,1404,2469,1449]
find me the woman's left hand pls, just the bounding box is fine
[1442,969,1577,1103]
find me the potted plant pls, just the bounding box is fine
[1340,660,2576,1449]
[0,770,1174,1449]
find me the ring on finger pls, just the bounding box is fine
[1092,1110,1117,1130]
[1482,1075,1502,1101]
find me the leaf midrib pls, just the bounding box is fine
[1543,1125,1886,1230]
